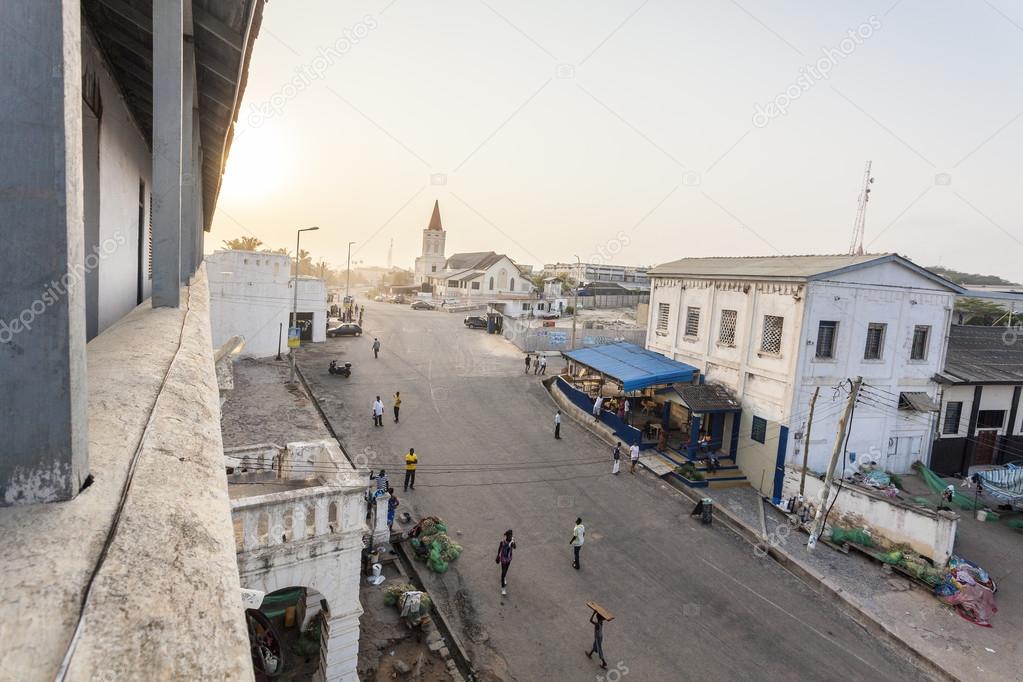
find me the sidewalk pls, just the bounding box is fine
[686,483,1021,682]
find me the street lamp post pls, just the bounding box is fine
[345,241,356,302]
[290,226,319,383]
[571,254,581,350]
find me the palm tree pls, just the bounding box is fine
[222,236,263,251]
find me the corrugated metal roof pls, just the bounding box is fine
[562,343,698,392]
[940,325,1023,384]
[648,254,891,279]
[657,384,741,413]
[899,392,940,412]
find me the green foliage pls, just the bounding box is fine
[222,236,263,251]
[928,265,1016,286]
[675,463,704,481]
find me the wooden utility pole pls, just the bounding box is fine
[807,377,861,551]
[799,387,820,496]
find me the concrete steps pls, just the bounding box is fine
[646,450,749,490]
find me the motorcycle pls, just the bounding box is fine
[328,359,352,377]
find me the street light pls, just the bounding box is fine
[290,226,319,383]
[571,254,581,350]
[345,241,356,302]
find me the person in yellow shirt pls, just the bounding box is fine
[404,448,418,491]
[393,391,402,423]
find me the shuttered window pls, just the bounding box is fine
[656,303,670,333]
[718,309,737,346]
[684,307,700,338]
[816,321,838,359]
[864,323,886,360]
[761,315,783,354]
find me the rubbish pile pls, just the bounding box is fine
[409,516,463,573]
[913,462,982,510]
[850,468,900,499]
[383,582,432,610]
[935,555,998,627]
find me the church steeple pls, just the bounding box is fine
[427,200,443,230]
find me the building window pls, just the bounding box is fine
[816,321,838,359]
[510,277,515,291]
[751,416,767,444]
[717,309,737,346]
[656,303,670,334]
[522,303,532,311]
[684,307,700,338]
[863,323,886,360]
[761,315,783,354]
[471,281,480,290]
[147,192,153,280]
[431,265,437,272]
[489,277,494,290]
[273,262,280,277]
[942,402,963,435]
[978,410,1006,430]
[911,325,930,360]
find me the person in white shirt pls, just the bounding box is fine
[629,442,640,474]
[372,396,385,427]
[592,396,603,422]
[570,517,585,569]
[622,398,630,424]
[554,410,562,440]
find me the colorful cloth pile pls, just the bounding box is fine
[935,555,998,627]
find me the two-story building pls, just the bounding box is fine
[645,254,963,502]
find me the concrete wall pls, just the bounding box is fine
[208,250,327,357]
[81,25,154,334]
[791,274,954,475]
[938,384,1022,438]
[783,468,958,565]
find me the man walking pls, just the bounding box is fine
[372,337,381,359]
[387,488,399,531]
[629,441,640,474]
[495,529,516,596]
[538,355,547,375]
[554,410,562,440]
[404,447,418,491]
[622,398,630,424]
[534,354,541,375]
[612,442,622,475]
[585,611,608,669]
[393,391,402,423]
[524,354,532,373]
[592,396,603,422]
[372,396,384,427]
[570,517,584,569]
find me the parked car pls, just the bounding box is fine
[391,294,407,305]
[463,315,487,329]
[410,300,435,311]
[327,323,362,337]
[540,311,561,319]
[373,295,385,302]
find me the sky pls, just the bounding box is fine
[210,0,1023,281]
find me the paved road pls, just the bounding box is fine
[300,301,930,682]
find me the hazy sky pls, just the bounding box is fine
[210,0,1023,281]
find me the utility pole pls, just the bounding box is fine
[799,387,820,496]
[807,377,861,551]
[345,241,356,302]
[290,226,319,383]
[571,254,581,349]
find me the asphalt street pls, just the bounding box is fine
[300,300,930,682]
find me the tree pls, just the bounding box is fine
[955,297,1010,326]
[929,266,1016,286]
[222,236,263,251]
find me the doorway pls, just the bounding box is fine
[973,430,998,467]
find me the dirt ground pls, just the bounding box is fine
[357,562,449,681]
[221,357,332,448]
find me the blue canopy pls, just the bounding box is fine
[562,342,698,392]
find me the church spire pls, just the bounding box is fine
[427,200,443,231]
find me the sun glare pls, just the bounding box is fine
[221,123,290,200]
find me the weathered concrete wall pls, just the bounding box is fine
[783,468,958,565]
[0,267,252,680]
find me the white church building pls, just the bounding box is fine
[412,201,536,300]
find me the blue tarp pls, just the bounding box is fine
[562,342,698,392]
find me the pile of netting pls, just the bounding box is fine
[383,582,432,609]
[409,516,463,573]
[828,526,946,586]
[913,462,983,510]
[935,555,998,627]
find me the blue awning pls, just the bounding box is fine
[562,342,698,392]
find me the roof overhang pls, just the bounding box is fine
[898,391,940,412]
[656,384,742,413]
[562,343,699,392]
[82,0,265,232]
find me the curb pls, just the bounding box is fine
[668,481,956,682]
[392,541,476,681]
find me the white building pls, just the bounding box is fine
[428,251,535,298]
[413,200,447,285]
[208,249,327,358]
[645,254,963,502]
[543,262,651,289]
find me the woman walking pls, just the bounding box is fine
[495,529,516,596]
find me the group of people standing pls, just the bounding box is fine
[524,354,548,375]
[371,392,401,426]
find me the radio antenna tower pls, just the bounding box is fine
[848,161,874,255]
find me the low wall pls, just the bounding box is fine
[782,468,958,565]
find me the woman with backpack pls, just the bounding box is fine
[495,529,516,596]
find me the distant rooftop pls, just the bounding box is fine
[938,325,1023,384]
